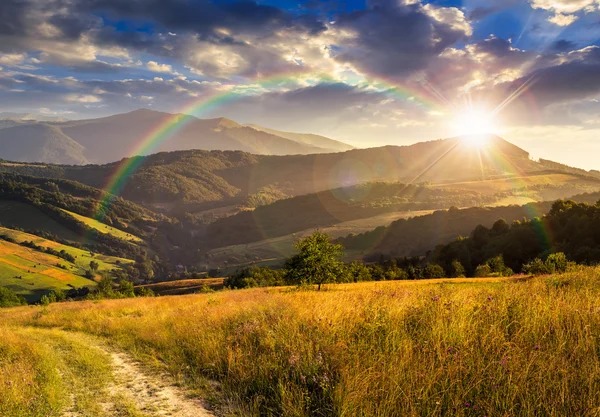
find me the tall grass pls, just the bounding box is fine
[0,327,64,416]
[3,269,600,416]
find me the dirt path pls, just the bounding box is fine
[104,348,214,417]
[59,332,214,417]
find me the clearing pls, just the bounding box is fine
[60,209,143,243]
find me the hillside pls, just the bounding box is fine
[246,124,354,152]
[0,226,134,302]
[2,135,599,211]
[3,268,600,416]
[338,190,600,260]
[0,112,68,122]
[0,124,88,164]
[0,109,352,165]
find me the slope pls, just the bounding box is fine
[0,237,96,302]
[246,124,354,152]
[57,109,335,163]
[0,124,88,164]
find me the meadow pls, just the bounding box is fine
[0,227,133,301]
[60,209,143,243]
[2,268,600,416]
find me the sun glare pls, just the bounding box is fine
[452,108,498,143]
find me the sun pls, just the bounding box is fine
[452,108,498,146]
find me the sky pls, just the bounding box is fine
[0,0,599,169]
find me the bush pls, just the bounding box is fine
[0,287,26,307]
[524,252,575,276]
[225,266,285,289]
[449,260,466,278]
[474,264,493,277]
[423,263,445,279]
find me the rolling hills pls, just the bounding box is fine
[1,134,600,276]
[4,134,599,212]
[0,109,353,164]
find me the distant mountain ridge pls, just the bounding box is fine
[3,134,598,211]
[0,112,69,122]
[0,109,354,164]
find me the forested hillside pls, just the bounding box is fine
[339,191,600,260]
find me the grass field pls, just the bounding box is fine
[2,268,600,416]
[60,209,143,243]
[0,226,133,302]
[0,226,132,272]
[0,239,95,302]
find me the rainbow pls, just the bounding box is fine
[94,71,447,220]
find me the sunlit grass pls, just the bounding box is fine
[3,268,600,415]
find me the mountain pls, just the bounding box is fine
[0,112,69,122]
[3,134,599,212]
[0,124,88,165]
[0,109,353,165]
[246,124,354,152]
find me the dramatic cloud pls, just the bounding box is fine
[331,2,471,78]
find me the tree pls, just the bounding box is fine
[423,263,445,279]
[97,273,114,298]
[285,231,344,290]
[89,260,100,273]
[449,260,466,278]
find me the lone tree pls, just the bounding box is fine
[285,231,344,290]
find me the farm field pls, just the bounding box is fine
[0,226,132,272]
[2,267,600,416]
[0,239,95,302]
[60,209,143,243]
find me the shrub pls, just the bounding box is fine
[474,264,493,277]
[0,287,26,307]
[423,263,445,279]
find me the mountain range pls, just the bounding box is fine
[0,109,353,164]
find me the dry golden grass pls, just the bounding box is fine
[3,269,600,416]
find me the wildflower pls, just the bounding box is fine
[447,347,453,352]
[464,402,471,407]
[487,296,493,301]
[534,345,540,350]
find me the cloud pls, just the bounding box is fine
[0,53,27,66]
[529,0,600,25]
[548,13,578,26]
[331,2,471,78]
[147,61,175,74]
[65,94,102,103]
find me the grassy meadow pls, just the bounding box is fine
[0,239,96,302]
[60,208,143,243]
[0,226,134,301]
[2,268,600,416]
